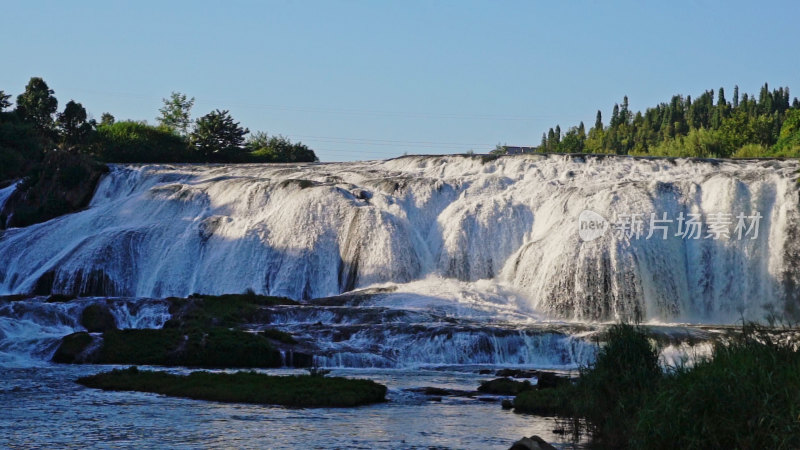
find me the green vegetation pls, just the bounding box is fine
[530,84,800,158]
[78,367,387,407]
[631,325,800,449]
[511,324,800,449]
[245,131,319,163]
[0,76,319,224]
[94,121,190,163]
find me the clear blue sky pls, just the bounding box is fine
[2,1,798,161]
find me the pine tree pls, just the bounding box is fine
[733,85,739,108]
[190,109,249,158]
[594,110,603,130]
[621,96,630,124]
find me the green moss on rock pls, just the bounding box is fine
[98,328,284,368]
[78,367,387,407]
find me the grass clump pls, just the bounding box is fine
[78,367,387,407]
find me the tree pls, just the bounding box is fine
[0,90,11,112]
[57,100,94,149]
[190,109,249,158]
[733,85,739,108]
[594,110,603,130]
[611,104,620,127]
[100,113,115,126]
[157,92,194,135]
[16,77,58,132]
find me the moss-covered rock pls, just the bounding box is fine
[78,367,387,407]
[1,151,108,229]
[477,377,533,395]
[52,292,311,368]
[96,328,285,368]
[167,293,298,329]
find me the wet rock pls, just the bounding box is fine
[501,399,514,409]
[52,332,99,363]
[81,304,117,332]
[45,294,77,303]
[536,372,570,390]
[496,368,537,378]
[508,435,557,450]
[406,386,476,398]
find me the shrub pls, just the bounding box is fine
[570,324,661,447]
[94,121,190,163]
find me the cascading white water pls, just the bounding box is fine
[0,155,798,323]
[0,297,170,367]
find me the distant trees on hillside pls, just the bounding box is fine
[537,84,800,158]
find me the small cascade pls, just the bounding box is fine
[0,297,170,367]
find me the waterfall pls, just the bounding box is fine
[0,155,797,323]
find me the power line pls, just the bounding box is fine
[8,83,581,122]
